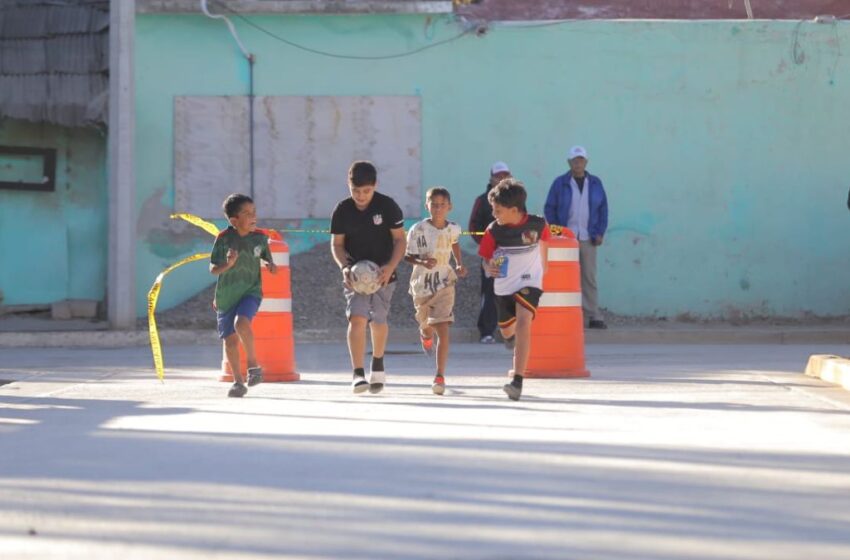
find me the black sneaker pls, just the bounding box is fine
[247,366,263,387]
[352,374,369,394]
[588,319,608,329]
[503,335,516,350]
[227,383,247,398]
[503,375,523,401]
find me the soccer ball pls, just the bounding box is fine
[349,260,382,295]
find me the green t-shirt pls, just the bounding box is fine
[210,227,272,313]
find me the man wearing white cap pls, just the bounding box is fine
[468,161,512,343]
[544,146,609,329]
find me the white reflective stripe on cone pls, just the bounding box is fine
[539,292,582,308]
[271,252,290,266]
[259,298,292,313]
[547,247,579,262]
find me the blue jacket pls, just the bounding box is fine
[544,172,608,240]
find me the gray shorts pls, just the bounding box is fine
[344,282,396,324]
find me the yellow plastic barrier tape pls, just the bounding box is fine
[248,226,569,237]
[170,213,220,237]
[171,210,570,238]
[147,214,221,380]
[148,212,568,380]
[148,252,211,381]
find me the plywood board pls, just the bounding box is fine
[174,96,250,219]
[174,95,421,220]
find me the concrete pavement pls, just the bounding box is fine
[2,341,850,559]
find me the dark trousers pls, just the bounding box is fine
[477,266,497,337]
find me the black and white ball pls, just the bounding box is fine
[349,260,381,295]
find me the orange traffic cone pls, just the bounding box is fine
[525,230,590,378]
[221,232,299,382]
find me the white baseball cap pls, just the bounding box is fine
[568,145,588,160]
[490,161,510,175]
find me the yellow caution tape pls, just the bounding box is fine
[170,213,220,237]
[145,214,221,381]
[171,210,570,238]
[148,252,212,381]
[148,212,570,380]
[252,225,569,237]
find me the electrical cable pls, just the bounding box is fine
[201,0,256,198]
[209,0,474,60]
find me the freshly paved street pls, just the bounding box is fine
[2,340,850,559]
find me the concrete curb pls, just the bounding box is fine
[805,354,850,391]
[1,326,849,348]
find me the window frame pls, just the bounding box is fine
[0,146,57,192]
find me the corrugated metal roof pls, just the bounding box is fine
[0,0,109,127]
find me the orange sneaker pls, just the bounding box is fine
[432,374,445,395]
[420,334,435,356]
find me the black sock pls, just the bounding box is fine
[512,374,523,386]
[353,367,365,379]
[371,356,384,372]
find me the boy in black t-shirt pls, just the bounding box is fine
[330,161,407,394]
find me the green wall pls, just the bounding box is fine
[135,15,850,319]
[0,119,106,307]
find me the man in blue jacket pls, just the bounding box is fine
[544,146,609,329]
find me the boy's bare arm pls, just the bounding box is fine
[405,241,437,268]
[378,228,407,285]
[331,234,353,287]
[540,240,549,275]
[404,253,437,268]
[452,242,468,277]
[482,257,501,277]
[210,248,238,275]
[331,234,349,269]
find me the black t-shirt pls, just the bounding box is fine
[330,191,404,267]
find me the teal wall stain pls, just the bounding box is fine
[0,119,107,306]
[135,16,850,318]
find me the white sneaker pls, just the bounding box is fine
[352,375,369,394]
[369,370,386,394]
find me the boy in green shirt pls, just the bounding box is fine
[210,194,277,398]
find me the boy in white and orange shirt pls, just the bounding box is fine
[478,178,550,401]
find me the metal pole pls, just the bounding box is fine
[107,0,137,329]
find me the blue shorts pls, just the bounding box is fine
[216,295,261,339]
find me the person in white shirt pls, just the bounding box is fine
[405,187,468,395]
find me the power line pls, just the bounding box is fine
[208,0,475,61]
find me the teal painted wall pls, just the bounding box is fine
[0,119,107,307]
[135,15,850,319]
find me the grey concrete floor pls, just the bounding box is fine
[1,341,850,559]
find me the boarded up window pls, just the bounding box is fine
[0,146,56,192]
[174,95,421,220]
